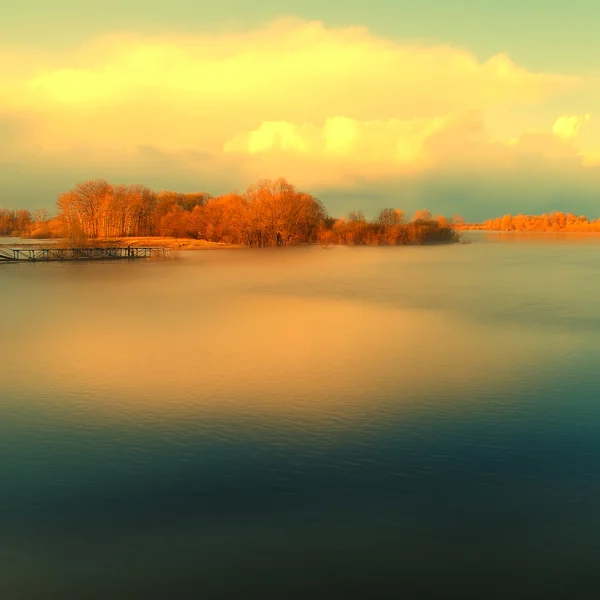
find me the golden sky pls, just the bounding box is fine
[1,4,599,219]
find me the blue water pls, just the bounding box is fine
[2,235,600,598]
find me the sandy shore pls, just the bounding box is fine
[0,237,240,250]
[95,237,240,250]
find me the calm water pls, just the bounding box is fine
[2,234,600,599]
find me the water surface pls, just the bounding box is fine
[2,235,600,598]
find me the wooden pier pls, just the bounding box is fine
[0,246,168,263]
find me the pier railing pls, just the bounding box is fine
[0,246,168,263]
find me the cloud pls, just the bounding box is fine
[223,115,450,176]
[582,152,600,167]
[0,18,598,218]
[0,18,576,152]
[552,114,591,140]
[223,110,595,188]
[18,20,573,116]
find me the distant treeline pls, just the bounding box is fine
[1,178,461,246]
[0,209,54,238]
[468,212,600,233]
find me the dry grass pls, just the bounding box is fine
[94,237,241,250]
[2,236,240,251]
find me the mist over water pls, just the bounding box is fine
[2,234,600,599]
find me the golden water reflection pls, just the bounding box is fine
[5,288,564,423]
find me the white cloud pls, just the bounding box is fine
[223,110,596,188]
[552,114,591,140]
[1,18,599,216]
[0,18,578,155]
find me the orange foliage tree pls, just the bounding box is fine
[481,212,600,232]
[3,178,462,247]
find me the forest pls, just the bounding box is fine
[0,209,51,238]
[0,178,460,246]
[472,212,600,232]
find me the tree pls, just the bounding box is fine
[452,214,465,227]
[376,208,405,228]
[57,179,111,239]
[500,214,513,231]
[241,178,326,247]
[413,209,432,221]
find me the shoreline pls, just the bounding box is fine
[5,230,600,251]
[96,237,241,250]
[0,236,241,250]
[458,228,600,235]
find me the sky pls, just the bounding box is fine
[1,0,599,220]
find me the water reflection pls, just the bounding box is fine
[2,242,600,599]
[2,254,566,422]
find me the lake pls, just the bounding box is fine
[2,233,600,599]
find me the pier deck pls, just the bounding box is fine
[0,246,168,263]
